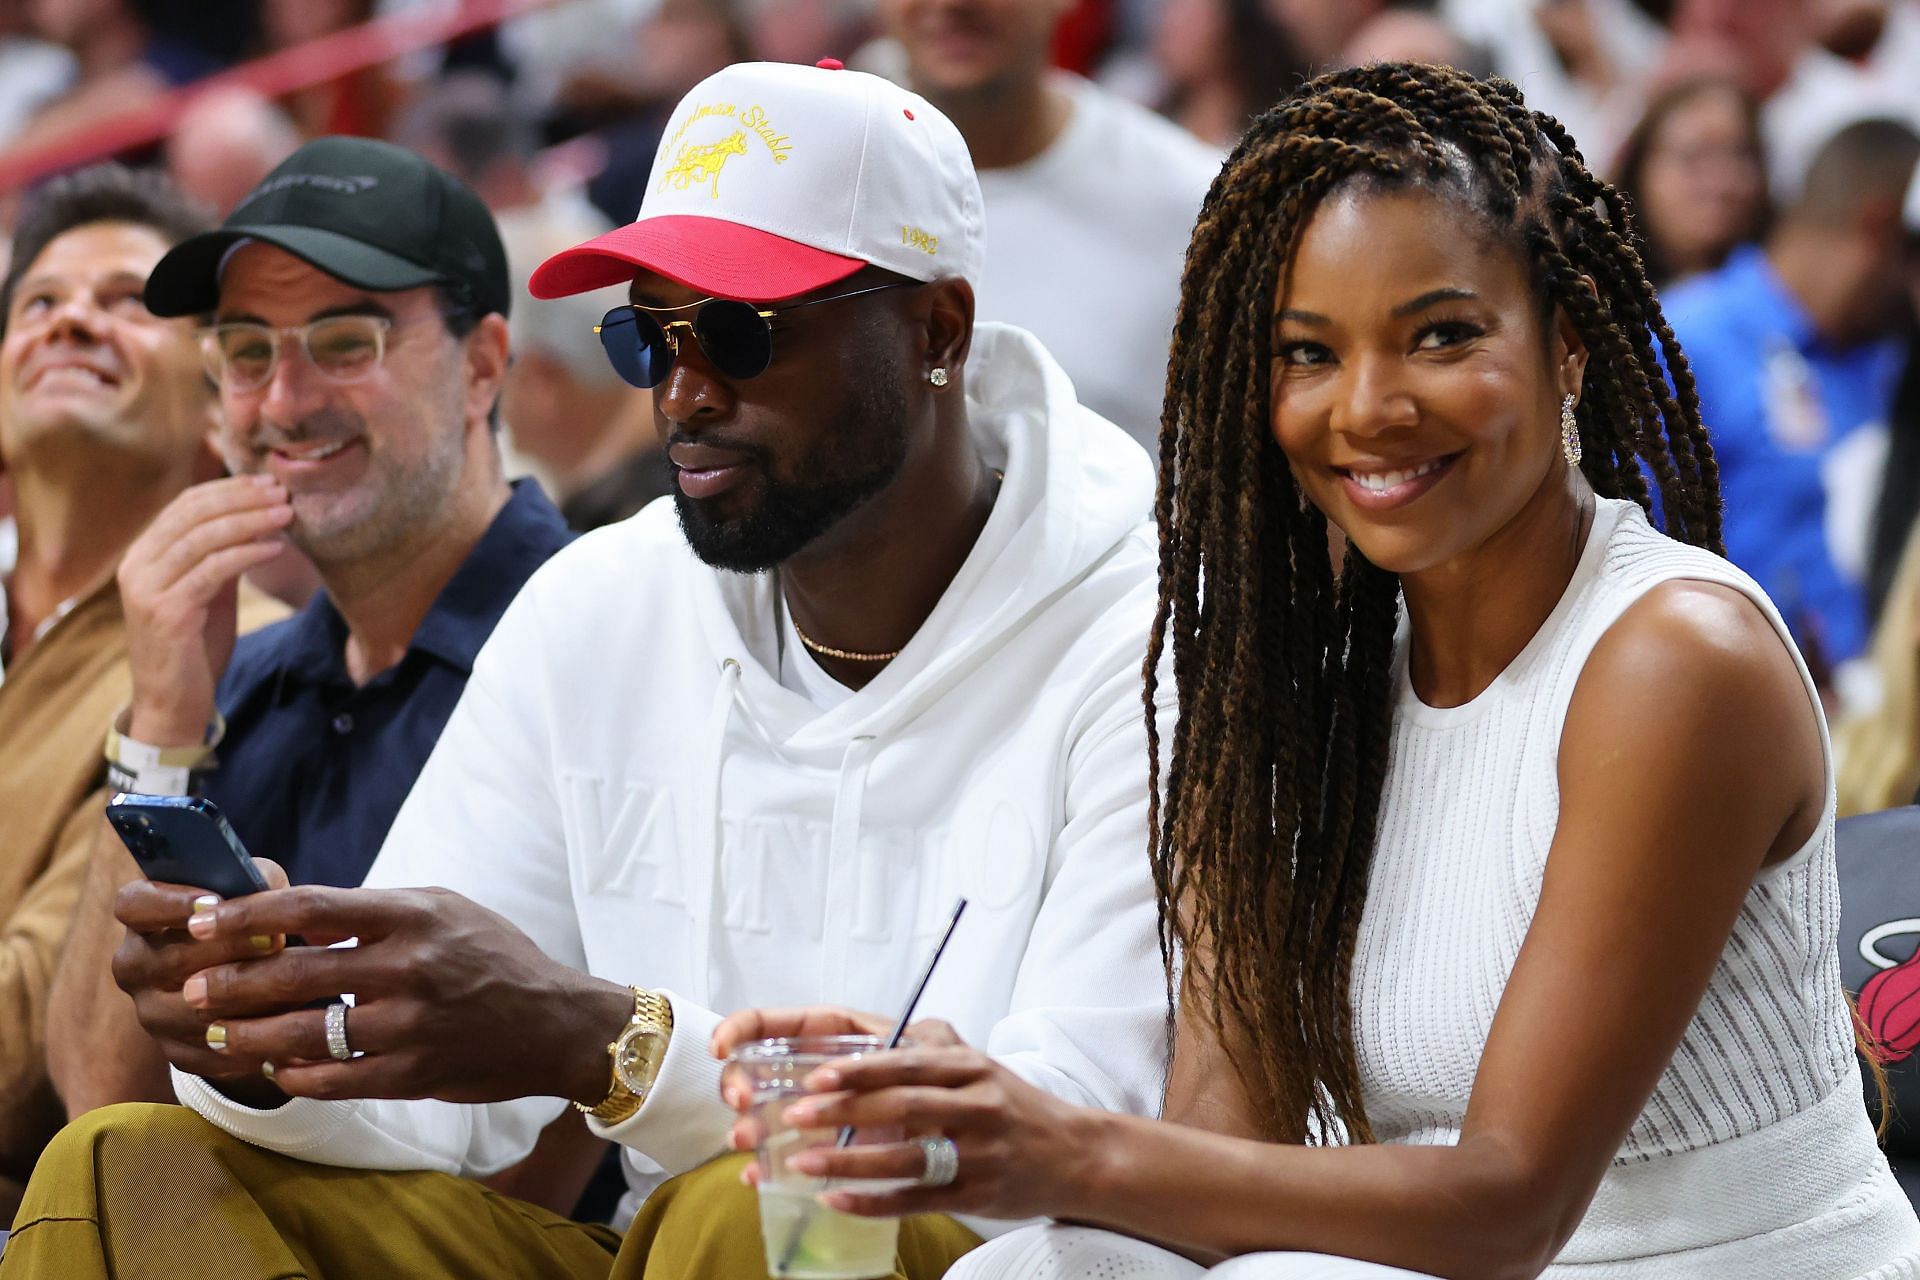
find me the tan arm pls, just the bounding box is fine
[45,809,171,1115]
[0,790,99,1182]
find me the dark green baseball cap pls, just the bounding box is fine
[144,135,510,319]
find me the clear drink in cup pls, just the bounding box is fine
[728,1036,911,1280]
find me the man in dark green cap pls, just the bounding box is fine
[43,137,573,1121]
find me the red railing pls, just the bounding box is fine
[0,0,567,195]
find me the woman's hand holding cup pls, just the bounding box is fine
[711,1004,1106,1222]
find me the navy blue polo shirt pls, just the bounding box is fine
[205,481,572,888]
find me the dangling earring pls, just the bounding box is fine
[928,368,949,388]
[1561,393,1582,467]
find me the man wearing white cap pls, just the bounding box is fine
[3,60,1167,1279]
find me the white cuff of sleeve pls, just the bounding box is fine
[585,990,732,1176]
[171,1065,358,1155]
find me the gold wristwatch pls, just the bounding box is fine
[575,987,674,1125]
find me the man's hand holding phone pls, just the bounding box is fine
[110,876,635,1111]
[110,856,311,1106]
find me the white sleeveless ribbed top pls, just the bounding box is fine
[1352,496,1920,1278]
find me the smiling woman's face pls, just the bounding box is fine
[1269,183,1587,577]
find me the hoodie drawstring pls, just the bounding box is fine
[818,734,876,993]
[688,658,741,1005]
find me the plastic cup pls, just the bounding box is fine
[727,1036,910,1280]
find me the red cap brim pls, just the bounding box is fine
[528,216,867,302]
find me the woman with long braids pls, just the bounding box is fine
[713,63,1920,1278]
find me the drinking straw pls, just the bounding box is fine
[777,897,968,1273]
[862,897,969,1097]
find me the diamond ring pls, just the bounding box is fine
[324,1001,352,1062]
[916,1135,959,1188]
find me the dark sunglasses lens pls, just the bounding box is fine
[599,309,671,389]
[693,301,773,380]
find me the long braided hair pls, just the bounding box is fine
[1144,62,1722,1145]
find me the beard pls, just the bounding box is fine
[675,363,911,574]
[236,400,467,567]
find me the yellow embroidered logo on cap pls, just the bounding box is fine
[658,101,793,199]
[663,130,750,198]
[901,226,939,255]
[740,106,793,164]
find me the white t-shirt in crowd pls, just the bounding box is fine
[972,74,1221,457]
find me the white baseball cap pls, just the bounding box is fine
[529,59,984,302]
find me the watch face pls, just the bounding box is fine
[614,1027,666,1094]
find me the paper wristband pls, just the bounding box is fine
[104,708,225,796]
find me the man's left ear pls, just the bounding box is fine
[925,278,974,384]
[465,312,512,430]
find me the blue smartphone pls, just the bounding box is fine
[106,794,270,898]
[107,794,340,1015]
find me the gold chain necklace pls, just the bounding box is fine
[788,468,1003,666]
[791,619,901,663]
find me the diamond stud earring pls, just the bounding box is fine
[929,367,949,388]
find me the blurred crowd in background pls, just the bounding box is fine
[0,0,1918,813]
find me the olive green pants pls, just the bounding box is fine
[0,1104,981,1279]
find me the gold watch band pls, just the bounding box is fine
[576,987,673,1125]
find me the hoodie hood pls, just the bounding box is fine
[690,321,1155,751]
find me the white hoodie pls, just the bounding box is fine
[175,323,1172,1228]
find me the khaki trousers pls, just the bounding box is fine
[0,1104,981,1279]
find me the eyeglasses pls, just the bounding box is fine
[198,313,441,393]
[594,281,916,389]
